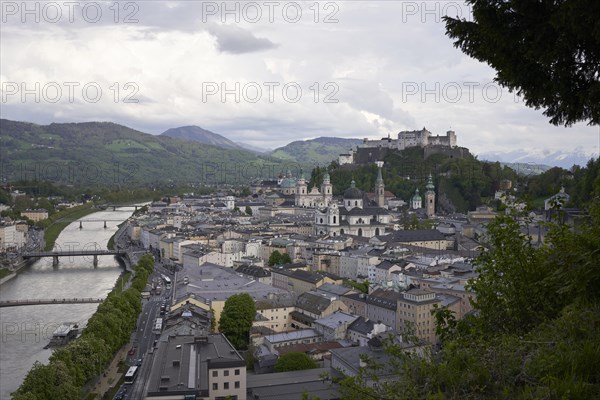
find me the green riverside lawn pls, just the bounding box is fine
[42,203,98,251]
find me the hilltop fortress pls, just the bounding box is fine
[339,128,466,165]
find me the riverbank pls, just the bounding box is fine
[0,268,16,284]
[0,207,138,399]
[42,203,98,251]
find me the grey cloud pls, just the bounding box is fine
[205,23,278,54]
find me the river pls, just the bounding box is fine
[0,207,135,399]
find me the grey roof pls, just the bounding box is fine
[330,345,394,376]
[366,288,401,310]
[272,268,326,284]
[436,293,462,308]
[175,262,287,304]
[296,291,335,315]
[348,316,376,335]
[313,311,358,330]
[235,265,271,278]
[264,329,319,344]
[376,260,401,270]
[247,368,339,400]
[316,283,354,297]
[344,206,390,216]
[378,229,446,242]
[147,333,244,396]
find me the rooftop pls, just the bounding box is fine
[147,333,244,396]
[175,262,288,303]
[314,311,358,330]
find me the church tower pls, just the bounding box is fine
[321,172,333,205]
[295,169,308,206]
[411,188,422,210]
[374,165,385,208]
[425,173,435,217]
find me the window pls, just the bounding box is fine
[235,369,240,375]
[213,383,218,390]
[224,382,229,389]
[212,370,218,377]
[224,370,229,377]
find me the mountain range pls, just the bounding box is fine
[160,126,360,164]
[2,118,596,188]
[269,137,362,165]
[478,148,598,169]
[0,119,286,186]
[161,125,267,153]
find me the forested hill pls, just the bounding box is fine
[270,137,362,165]
[161,125,246,151]
[0,119,293,186]
[312,146,599,212]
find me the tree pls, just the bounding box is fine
[12,361,80,400]
[245,205,252,215]
[274,352,318,372]
[335,199,600,399]
[280,253,292,264]
[268,250,282,266]
[218,293,256,349]
[444,0,600,126]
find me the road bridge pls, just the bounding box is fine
[0,298,105,307]
[22,250,127,267]
[56,218,126,228]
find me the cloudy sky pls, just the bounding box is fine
[1,0,598,157]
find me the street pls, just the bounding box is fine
[112,251,175,400]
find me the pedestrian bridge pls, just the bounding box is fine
[22,250,127,267]
[0,298,105,307]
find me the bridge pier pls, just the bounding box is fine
[103,221,107,228]
[52,256,59,267]
[134,206,138,211]
[79,221,83,229]
[93,255,98,267]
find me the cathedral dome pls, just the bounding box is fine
[280,177,296,188]
[343,180,363,199]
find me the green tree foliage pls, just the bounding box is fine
[12,361,80,400]
[444,0,600,126]
[274,352,318,372]
[1,119,293,186]
[219,293,256,350]
[268,250,290,266]
[470,212,561,334]
[344,279,369,294]
[314,148,518,213]
[245,205,253,215]
[13,255,154,399]
[337,199,600,399]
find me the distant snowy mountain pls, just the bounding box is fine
[478,148,598,169]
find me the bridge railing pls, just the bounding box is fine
[0,298,105,306]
